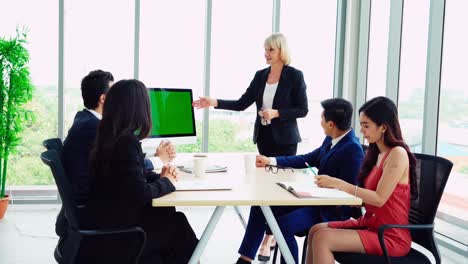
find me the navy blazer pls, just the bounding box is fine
[276,129,365,221]
[216,65,308,144]
[62,110,100,204]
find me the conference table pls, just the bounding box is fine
[152,153,362,264]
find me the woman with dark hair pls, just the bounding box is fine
[305,96,417,264]
[84,79,198,264]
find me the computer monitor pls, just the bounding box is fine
[141,88,197,150]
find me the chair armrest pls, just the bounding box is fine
[79,226,146,238]
[377,224,434,264]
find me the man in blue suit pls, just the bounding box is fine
[236,98,364,264]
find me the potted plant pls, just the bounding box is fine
[0,29,34,219]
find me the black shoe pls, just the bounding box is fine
[258,254,270,262]
[236,258,251,264]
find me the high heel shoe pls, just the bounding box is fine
[257,245,276,262]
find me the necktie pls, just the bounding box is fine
[325,142,332,153]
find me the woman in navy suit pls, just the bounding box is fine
[193,33,308,261]
[193,33,308,157]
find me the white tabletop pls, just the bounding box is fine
[152,153,362,207]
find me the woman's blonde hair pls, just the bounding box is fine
[264,33,291,65]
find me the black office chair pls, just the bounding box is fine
[41,149,147,264]
[43,138,64,156]
[333,153,453,264]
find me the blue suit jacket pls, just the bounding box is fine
[276,129,365,221]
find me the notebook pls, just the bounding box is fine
[173,180,232,191]
[276,181,355,199]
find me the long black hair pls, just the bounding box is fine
[90,79,152,179]
[359,96,418,200]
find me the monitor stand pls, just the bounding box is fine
[141,137,197,154]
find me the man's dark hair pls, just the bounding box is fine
[320,98,353,131]
[81,70,114,109]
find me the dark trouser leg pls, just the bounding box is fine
[238,206,268,259]
[273,206,321,264]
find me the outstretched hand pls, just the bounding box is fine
[192,96,217,109]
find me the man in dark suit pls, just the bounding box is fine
[236,98,364,264]
[56,70,175,238]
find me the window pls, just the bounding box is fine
[437,0,468,248]
[64,0,134,131]
[398,0,430,151]
[0,0,58,187]
[208,0,271,152]
[139,0,205,152]
[281,0,337,153]
[366,0,390,100]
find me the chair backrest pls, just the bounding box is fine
[43,138,64,156]
[42,149,147,264]
[41,150,81,230]
[410,153,453,255]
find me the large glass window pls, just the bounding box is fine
[281,0,337,153]
[208,0,271,153]
[366,0,390,99]
[437,0,468,247]
[398,0,430,152]
[64,0,134,131]
[0,0,58,187]
[139,0,205,152]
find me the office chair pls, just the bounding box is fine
[43,138,64,156]
[41,149,147,264]
[333,153,453,264]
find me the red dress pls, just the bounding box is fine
[328,148,412,256]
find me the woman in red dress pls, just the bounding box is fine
[306,96,418,264]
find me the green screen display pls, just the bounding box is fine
[148,88,196,137]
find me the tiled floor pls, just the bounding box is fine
[0,204,466,264]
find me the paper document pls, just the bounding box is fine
[174,180,232,191]
[177,164,227,174]
[276,181,355,199]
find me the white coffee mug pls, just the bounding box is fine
[244,154,257,174]
[193,155,207,178]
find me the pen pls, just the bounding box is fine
[304,162,317,176]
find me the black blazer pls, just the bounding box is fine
[62,109,155,204]
[62,109,100,204]
[216,65,308,144]
[84,134,175,229]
